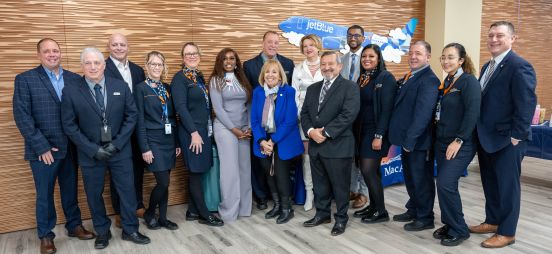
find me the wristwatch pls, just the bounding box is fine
[374,134,383,139]
[454,137,464,145]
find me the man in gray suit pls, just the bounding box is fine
[340,25,368,209]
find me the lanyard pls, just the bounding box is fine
[435,75,460,122]
[438,76,460,96]
[146,80,170,123]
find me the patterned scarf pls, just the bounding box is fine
[358,68,378,88]
[262,82,280,133]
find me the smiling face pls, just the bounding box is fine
[361,47,378,71]
[262,33,280,58]
[223,51,236,72]
[263,64,281,88]
[108,33,129,62]
[302,38,319,59]
[182,44,200,69]
[440,46,464,76]
[347,28,364,52]
[320,53,343,80]
[82,51,105,83]
[408,43,431,71]
[37,40,61,71]
[487,24,515,58]
[146,55,164,80]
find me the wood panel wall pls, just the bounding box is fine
[480,0,552,118]
[0,0,424,233]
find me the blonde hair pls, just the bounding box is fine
[258,59,287,86]
[145,51,168,81]
[300,34,322,54]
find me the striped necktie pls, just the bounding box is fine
[318,79,331,111]
[349,54,356,80]
[481,60,496,90]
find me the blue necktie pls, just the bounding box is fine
[94,84,105,113]
[349,54,356,80]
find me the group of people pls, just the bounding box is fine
[12,20,536,254]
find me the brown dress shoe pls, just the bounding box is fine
[115,215,122,228]
[40,238,56,254]
[481,234,515,248]
[352,195,368,209]
[469,223,498,234]
[136,208,146,218]
[349,192,360,201]
[68,225,96,240]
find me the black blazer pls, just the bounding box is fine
[476,51,537,153]
[243,53,295,89]
[300,75,360,158]
[13,65,81,160]
[61,76,137,167]
[105,57,146,88]
[171,70,210,135]
[388,66,440,151]
[436,72,481,144]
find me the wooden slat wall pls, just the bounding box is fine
[480,0,552,118]
[0,0,425,233]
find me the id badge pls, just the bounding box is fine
[165,123,172,135]
[101,125,112,142]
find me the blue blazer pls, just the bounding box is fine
[477,51,537,153]
[105,57,146,88]
[244,53,295,89]
[251,84,304,160]
[388,66,440,151]
[13,65,82,161]
[61,76,137,167]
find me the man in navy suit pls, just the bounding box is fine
[244,31,295,210]
[104,33,147,223]
[388,40,439,231]
[470,21,537,248]
[13,38,95,254]
[61,47,150,249]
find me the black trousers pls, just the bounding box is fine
[311,154,352,223]
[258,145,292,208]
[145,170,171,222]
[401,149,435,224]
[110,136,145,214]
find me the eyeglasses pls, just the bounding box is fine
[184,52,199,58]
[347,34,363,39]
[148,63,164,68]
[440,56,458,62]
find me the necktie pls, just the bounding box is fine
[349,54,356,80]
[481,60,496,90]
[318,79,331,111]
[94,84,105,113]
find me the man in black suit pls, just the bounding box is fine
[470,21,537,248]
[104,33,147,222]
[61,47,150,249]
[301,51,360,236]
[13,38,95,254]
[388,41,439,231]
[243,31,295,210]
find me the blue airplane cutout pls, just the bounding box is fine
[279,16,418,63]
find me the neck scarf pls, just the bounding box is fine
[358,68,378,88]
[262,82,281,133]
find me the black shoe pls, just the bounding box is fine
[144,214,161,230]
[361,210,389,224]
[441,234,470,246]
[353,205,376,218]
[393,212,415,222]
[276,209,294,224]
[331,222,346,236]
[303,217,331,227]
[159,220,179,230]
[265,194,281,219]
[257,198,268,210]
[198,215,224,227]
[433,225,450,240]
[186,211,200,221]
[404,221,435,231]
[122,231,151,245]
[94,231,112,249]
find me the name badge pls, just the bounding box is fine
[101,125,112,142]
[113,92,121,96]
[165,123,172,135]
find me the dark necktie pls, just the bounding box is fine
[94,84,105,113]
[481,59,496,90]
[318,79,331,111]
[349,54,356,80]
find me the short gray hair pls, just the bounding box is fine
[321,50,342,64]
[80,47,105,63]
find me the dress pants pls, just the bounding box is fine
[251,141,268,200]
[81,158,139,235]
[477,141,526,236]
[350,165,369,196]
[110,136,145,214]
[311,154,352,223]
[435,141,474,237]
[401,149,435,224]
[214,120,252,221]
[30,152,82,239]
